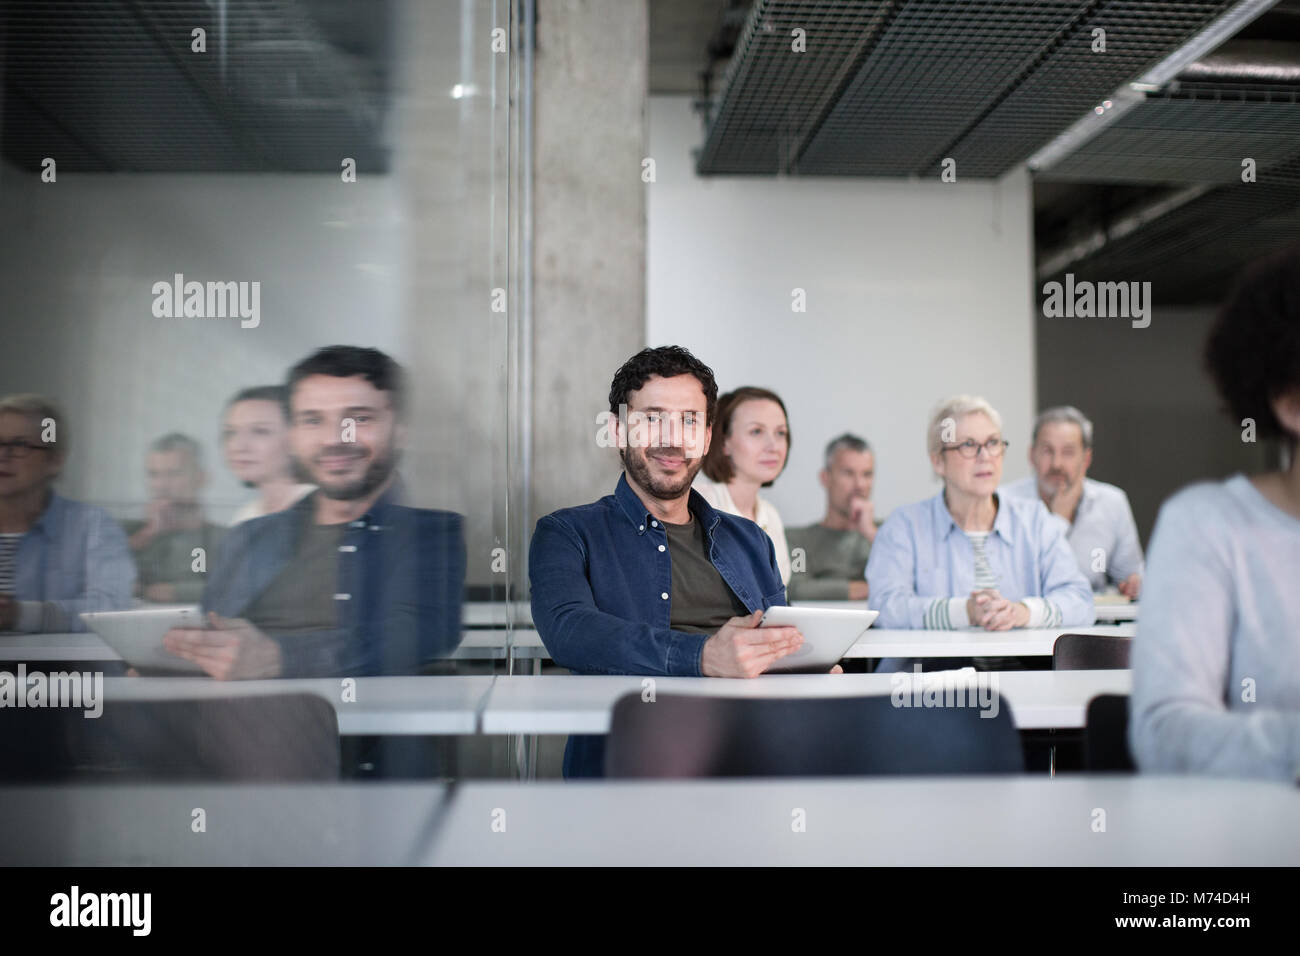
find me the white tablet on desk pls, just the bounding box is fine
[80,607,206,674]
[759,605,878,673]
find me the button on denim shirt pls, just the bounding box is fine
[530,473,787,776]
[867,490,1095,630]
[203,482,465,678]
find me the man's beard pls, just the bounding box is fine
[1040,471,1076,496]
[621,445,702,500]
[310,446,400,501]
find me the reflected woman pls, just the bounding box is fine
[692,387,793,586]
[221,386,315,524]
[867,395,1093,665]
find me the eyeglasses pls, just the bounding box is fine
[0,440,54,459]
[942,438,1009,459]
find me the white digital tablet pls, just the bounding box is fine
[759,605,878,673]
[80,606,206,674]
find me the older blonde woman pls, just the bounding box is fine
[867,395,1093,650]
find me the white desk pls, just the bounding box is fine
[0,630,531,665]
[99,675,495,735]
[0,784,450,866]
[1094,603,1138,623]
[463,601,534,628]
[844,623,1135,659]
[480,626,1133,664]
[9,621,1131,670]
[425,776,1300,866]
[478,670,1132,735]
[798,597,1140,625]
[0,631,121,662]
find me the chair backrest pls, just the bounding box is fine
[1053,633,1132,670]
[0,694,340,782]
[605,692,1024,778]
[1084,694,1136,772]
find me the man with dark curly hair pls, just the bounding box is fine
[1130,246,1300,780]
[529,345,835,777]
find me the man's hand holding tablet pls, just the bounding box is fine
[163,610,283,680]
[703,610,804,677]
[701,609,847,677]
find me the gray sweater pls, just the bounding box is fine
[1130,475,1300,780]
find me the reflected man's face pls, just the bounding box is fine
[289,374,403,501]
[146,450,203,504]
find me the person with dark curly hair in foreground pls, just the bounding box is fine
[1130,246,1300,780]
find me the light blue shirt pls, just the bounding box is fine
[1002,475,1144,591]
[867,489,1095,630]
[1130,475,1300,781]
[11,493,136,632]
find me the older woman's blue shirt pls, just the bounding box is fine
[867,490,1095,629]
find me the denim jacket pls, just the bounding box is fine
[202,481,465,677]
[529,473,786,775]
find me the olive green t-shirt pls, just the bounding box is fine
[123,521,226,603]
[663,515,748,635]
[243,521,347,636]
[785,523,874,600]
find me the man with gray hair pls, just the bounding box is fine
[787,433,878,600]
[1002,406,1143,598]
[123,433,225,604]
[0,393,134,632]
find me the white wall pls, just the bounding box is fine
[0,168,404,523]
[647,96,1037,526]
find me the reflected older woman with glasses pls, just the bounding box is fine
[867,396,1093,664]
[0,394,134,632]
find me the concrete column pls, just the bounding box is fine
[530,0,648,526]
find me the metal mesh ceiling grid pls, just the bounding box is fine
[1043,95,1300,184]
[695,0,894,174]
[698,0,1237,178]
[932,1,1235,178]
[798,0,1097,176]
[2,0,389,172]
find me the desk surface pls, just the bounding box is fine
[844,623,1135,658]
[1094,603,1139,622]
[799,598,1139,624]
[0,630,532,663]
[463,601,534,628]
[479,670,1132,735]
[99,675,495,735]
[10,775,1294,866]
[425,775,1300,866]
[0,631,120,661]
[0,783,449,866]
[3,620,1129,667]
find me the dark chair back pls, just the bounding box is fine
[1084,694,1136,772]
[0,693,340,781]
[1053,633,1132,670]
[605,692,1024,778]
